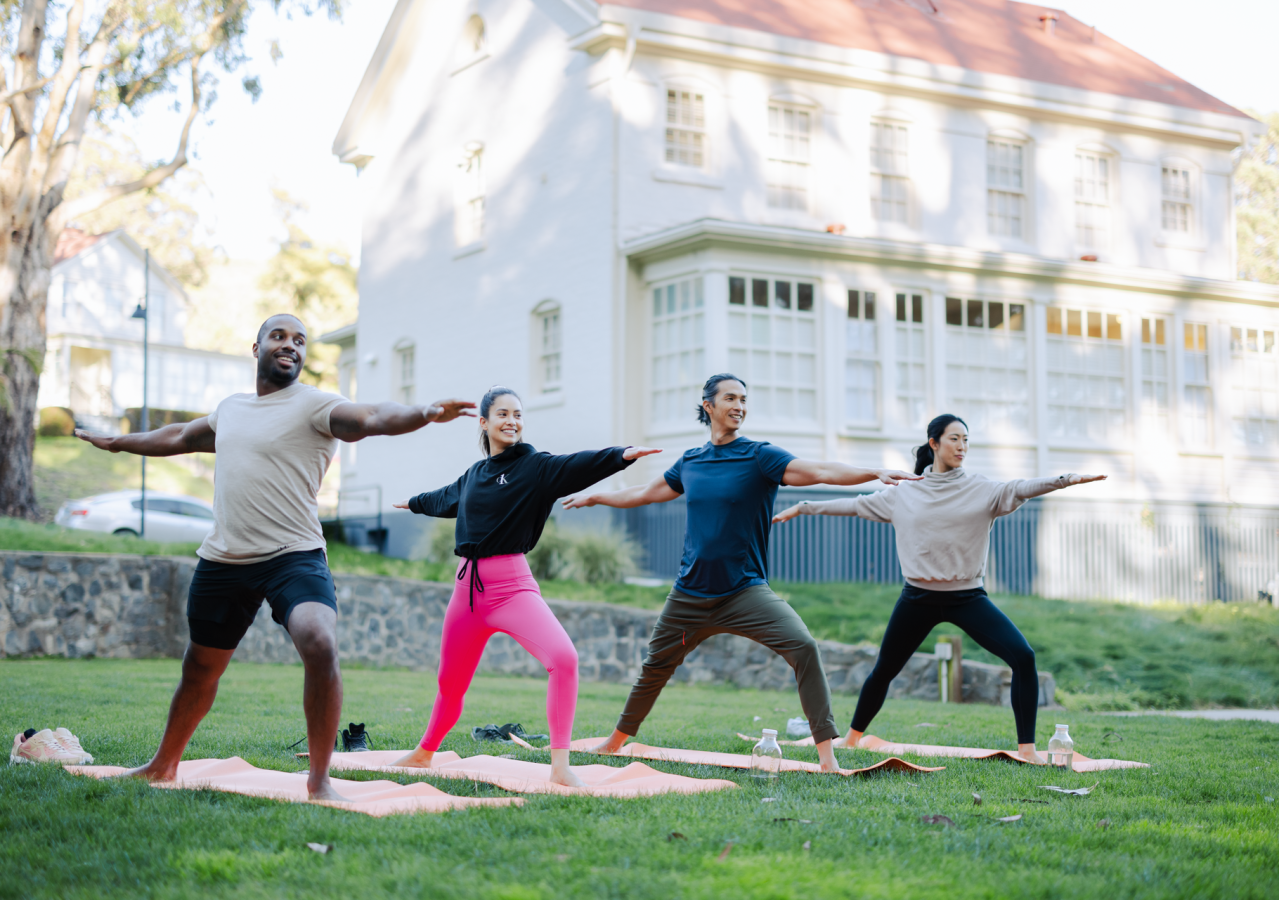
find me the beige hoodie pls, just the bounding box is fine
[797,467,1075,591]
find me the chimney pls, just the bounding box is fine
[1040,13,1058,35]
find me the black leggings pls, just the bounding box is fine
[850,585,1039,744]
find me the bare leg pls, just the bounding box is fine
[548,748,585,787]
[286,603,347,801]
[1017,742,1046,764]
[590,729,629,754]
[112,642,235,782]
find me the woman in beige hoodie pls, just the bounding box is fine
[773,414,1104,763]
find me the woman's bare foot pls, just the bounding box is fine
[1016,743,1047,764]
[831,728,866,749]
[548,749,587,787]
[390,747,435,768]
[108,761,177,782]
[589,729,629,755]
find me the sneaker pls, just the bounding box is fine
[9,729,85,765]
[54,728,94,764]
[341,723,370,752]
[470,723,549,744]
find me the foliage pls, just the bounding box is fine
[1237,111,1279,284]
[526,518,573,581]
[1,660,1277,899]
[427,518,456,564]
[564,528,638,584]
[37,407,75,437]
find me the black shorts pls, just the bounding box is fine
[186,548,338,650]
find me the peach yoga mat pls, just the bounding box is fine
[66,756,523,817]
[735,733,1149,773]
[567,738,944,776]
[324,751,738,797]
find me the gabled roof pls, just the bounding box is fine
[603,0,1248,118]
[52,228,189,302]
[53,228,103,264]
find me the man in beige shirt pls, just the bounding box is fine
[76,314,473,800]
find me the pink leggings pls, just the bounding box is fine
[418,554,578,751]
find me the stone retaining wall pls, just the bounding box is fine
[0,551,1055,707]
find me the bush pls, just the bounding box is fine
[38,407,75,437]
[527,519,573,581]
[427,519,456,564]
[566,529,637,584]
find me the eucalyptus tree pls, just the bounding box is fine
[0,0,340,518]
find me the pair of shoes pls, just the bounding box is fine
[341,723,370,752]
[470,723,549,744]
[10,728,94,765]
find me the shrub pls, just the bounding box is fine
[527,519,573,581]
[38,407,75,437]
[428,519,457,564]
[566,529,637,584]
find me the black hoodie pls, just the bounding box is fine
[407,442,634,560]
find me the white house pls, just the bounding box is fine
[331,0,1279,590]
[39,229,255,431]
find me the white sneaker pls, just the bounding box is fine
[9,729,87,765]
[54,728,94,764]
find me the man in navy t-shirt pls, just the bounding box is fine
[564,373,918,772]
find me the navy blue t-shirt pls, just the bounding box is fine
[664,438,796,598]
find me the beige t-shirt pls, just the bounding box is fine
[198,382,348,565]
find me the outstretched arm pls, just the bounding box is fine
[75,419,215,457]
[562,473,680,510]
[329,398,476,442]
[782,458,921,488]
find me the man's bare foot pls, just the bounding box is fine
[308,779,351,802]
[390,747,434,768]
[816,739,842,772]
[589,729,629,755]
[108,762,177,782]
[1016,744,1047,764]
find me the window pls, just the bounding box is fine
[987,139,1025,238]
[944,298,1029,438]
[1183,323,1211,447]
[1075,152,1110,249]
[1161,165,1192,233]
[870,120,909,224]
[729,276,817,420]
[1228,325,1278,450]
[845,290,879,425]
[1139,317,1170,435]
[665,89,706,169]
[395,343,415,406]
[767,104,811,211]
[1046,306,1126,443]
[532,301,562,394]
[456,144,484,247]
[895,292,927,428]
[651,278,705,424]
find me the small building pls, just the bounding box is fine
[38,229,255,432]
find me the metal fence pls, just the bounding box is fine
[619,490,1279,605]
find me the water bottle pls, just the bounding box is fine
[751,729,783,779]
[1047,724,1074,769]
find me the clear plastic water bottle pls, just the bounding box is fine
[751,729,783,779]
[1047,724,1074,769]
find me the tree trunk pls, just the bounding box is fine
[0,191,58,519]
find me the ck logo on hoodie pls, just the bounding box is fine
[497,474,509,485]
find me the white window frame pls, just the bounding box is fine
[650,276,706,429]
[870,119,910,225]
[943,296,1030,440]
[1228,324,1279,452]
[728,274,819,423]
[531,300,562,395]
[664,86,707,170]
[894,291,928,430]
[987,137,1027,240]
[1074,149,1112,251]
[1139,315,1171,436]
[455,143,485,249]
[1182,322,1212,449]
[766,102,813,212]
[845,288,880,427]
[1160,160,1195,235]
[394,340,416,406]
[1045,305,1128,446]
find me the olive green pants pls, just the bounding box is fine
[616,583,839,744]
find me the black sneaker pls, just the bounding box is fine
[341,722,370,752]
[469,723,549,744]
[500,723,547,743]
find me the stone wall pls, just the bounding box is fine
[1,551,1055,707]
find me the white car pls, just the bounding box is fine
[55,491,216,543]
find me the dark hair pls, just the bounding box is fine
[479,386,521,456]
[913,414,968,475]
[696,373,747,426]
[256,313,304,345]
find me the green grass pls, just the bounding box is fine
[34,436,216,517]
[1,659,1276,899]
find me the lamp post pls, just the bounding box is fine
[130,250,150,539]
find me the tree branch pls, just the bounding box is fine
[34,0,88,158]
[0,75,55,109]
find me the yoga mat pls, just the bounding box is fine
[735,733,1149,773]
[66,756,522,817]
[325,751,738,797]
[567,738,943,776]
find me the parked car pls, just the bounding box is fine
[55,491,215,543]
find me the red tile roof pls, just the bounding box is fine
[607,0,1248,117]
[53,228,104,264]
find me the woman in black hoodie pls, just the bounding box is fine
[390,387,659,786]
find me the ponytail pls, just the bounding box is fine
[913,413,968,475]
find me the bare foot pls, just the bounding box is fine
[1016,746,1048,765]
[549,767,587,788]
[816,739,842,773]
[390,747,434,768]
[108,762,177,783]
[589,729,629,755]
[308,779,351,802]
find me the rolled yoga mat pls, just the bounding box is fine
[66,756,523,817]
[567,738,944,776]
[324,750,738,797]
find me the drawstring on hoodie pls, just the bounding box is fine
[457,556,485,611]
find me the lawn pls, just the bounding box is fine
[1,659,1276,899]
[34,436,216,517]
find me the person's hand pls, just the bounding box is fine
[1068,473,1107,485]
[622,446,662,461]
[561,491,596,510]
[74,429,118,453]
[424,399,477,424]
[391,500,410,510]
[771,503,804,524]
[877,468,921,485]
